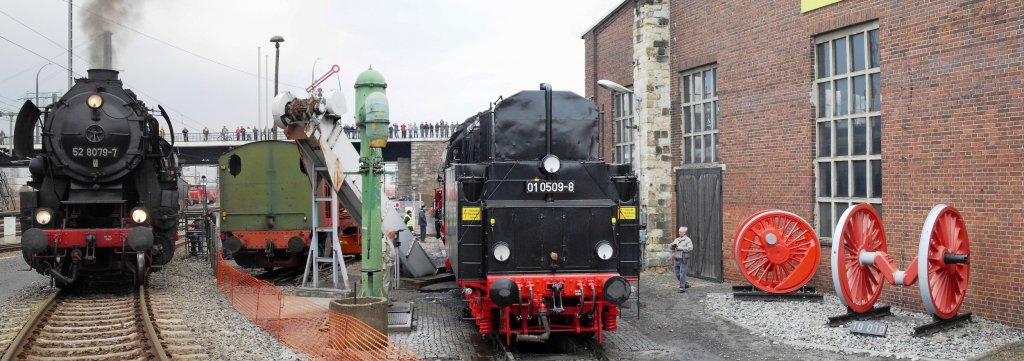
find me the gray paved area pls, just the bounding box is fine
[389,289,496,360]
[391,236,885,360]
[0,252,46,305]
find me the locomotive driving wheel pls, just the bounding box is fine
[918,204,970,320]
[830,204,887,313]
[733,210,821,294]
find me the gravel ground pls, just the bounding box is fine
[704,291,1024,360]
[147,249,304,361]
[1,248,300,361]
[0,277,54,353]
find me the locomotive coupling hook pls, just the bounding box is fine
[516,309,551,343]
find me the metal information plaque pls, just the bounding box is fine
[849,320,888,337]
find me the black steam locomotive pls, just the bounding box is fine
[443,84,640,344]
[14,69,180,287]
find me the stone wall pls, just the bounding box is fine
[395,157,411,201]
[633,0,675,268]
[409,141,447,203]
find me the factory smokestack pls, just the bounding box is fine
[102,31,113,69]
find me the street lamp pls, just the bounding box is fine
[597,79,637,164]
[270,35,284,95]
[598,79,633,94]
[312,57,320,84]
[35,62,55,143]
[36,63,56,106]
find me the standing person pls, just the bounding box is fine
[669,227,694,293]
[182,128,189,142]
[202,127,209,141]
[235,127,241,140]
[0,130,5,145]
[418,206,427,241]
[271,126,277,140]
[221,126,228,140]
[400,123,407,138]
[403,210,414,232]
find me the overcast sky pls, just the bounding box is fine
[0,0,623,134]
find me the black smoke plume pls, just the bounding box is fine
[79,0,146,68]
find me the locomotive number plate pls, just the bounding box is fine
[71,147,119,158]
[525,181,575,193]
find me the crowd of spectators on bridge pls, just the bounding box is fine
[0,120,456,147]
[157,126,280,142]
[343,120,453,140]
[141,120,456,144]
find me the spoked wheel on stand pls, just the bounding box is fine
[733,210,821,294]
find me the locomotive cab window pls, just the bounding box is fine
[228,154,242,177]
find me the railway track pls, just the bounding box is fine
[0,287,209,361]
[494,333,609,361]
[0,244,20,254]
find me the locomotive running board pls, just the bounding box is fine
[827,305,893,327]
[913,313,972,337]
[731,285,823,302]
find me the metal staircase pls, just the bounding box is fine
[301,177,349,289]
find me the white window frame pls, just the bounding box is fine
[680,64,719,164]
[612,90,635,165]
[814,21,882,241]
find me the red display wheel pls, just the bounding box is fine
[830,204,888,313]
[733,210,821,294]
[918,204,970,320]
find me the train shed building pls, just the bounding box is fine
[583,0,1023,326]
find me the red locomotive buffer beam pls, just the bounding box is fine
[460,273,631,345]
[831,203,972,332]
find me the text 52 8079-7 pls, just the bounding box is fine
[72,147,119,158]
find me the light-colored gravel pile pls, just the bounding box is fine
[148,252,305,361]
[704,292,1023,360]
[0,279,54,351]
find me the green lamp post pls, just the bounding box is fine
[354,67,389,297]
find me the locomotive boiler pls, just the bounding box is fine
[443,84,640,343]
[14,69,180,287]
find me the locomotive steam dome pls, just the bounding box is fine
[44,69,145,184]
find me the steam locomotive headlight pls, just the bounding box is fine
[595,241,614,260]
[540,154,560,174]
[34,208,54,225]
[492,242,511,262]
[130,207,149,224]
[87,94,104,109]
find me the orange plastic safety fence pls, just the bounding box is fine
[216,255,420,360]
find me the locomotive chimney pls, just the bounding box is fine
[102,31,113,69]
[88,69,119,81]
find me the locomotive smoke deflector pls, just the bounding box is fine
[13,100,41,158]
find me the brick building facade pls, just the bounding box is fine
[584,0,1023,326]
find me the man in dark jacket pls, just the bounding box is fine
[418,206,427,241]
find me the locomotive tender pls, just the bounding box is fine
[218,140,361,270]
[443,84,640,343]
[14,69,180,286]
